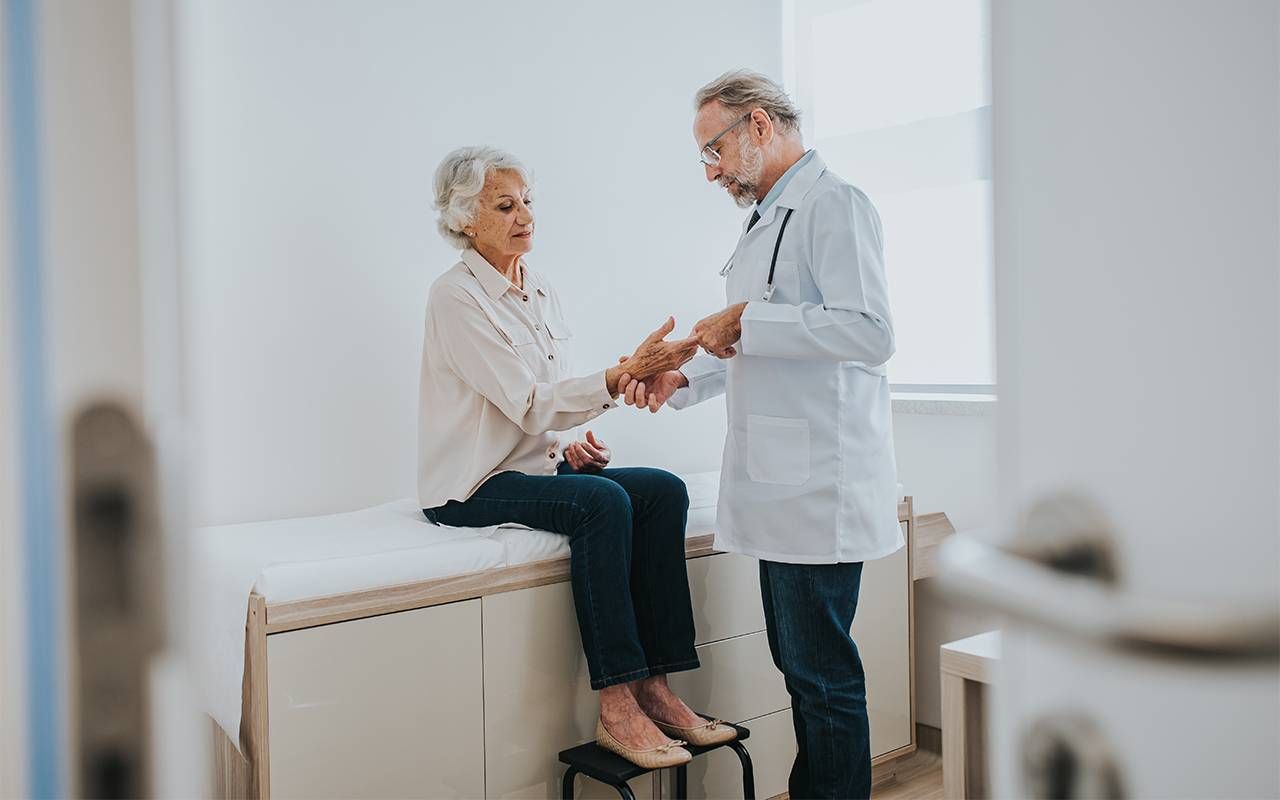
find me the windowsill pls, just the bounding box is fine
[891,392,996,416]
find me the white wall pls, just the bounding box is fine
[177,0,780,526]
[892,408,998,728]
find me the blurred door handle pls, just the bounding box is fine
[937,493,1279,660]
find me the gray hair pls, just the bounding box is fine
[432,146,531,250]
[694,69,802,136]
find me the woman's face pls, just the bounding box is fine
[467,169,534,259]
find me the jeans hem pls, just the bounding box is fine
[591,666,653,690]
[646,658,701,677]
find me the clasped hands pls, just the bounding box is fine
[608,304,748,414]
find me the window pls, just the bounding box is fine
[785,0,994,393]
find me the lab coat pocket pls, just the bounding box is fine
[746,414,810,486]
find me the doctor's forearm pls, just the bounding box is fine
[739,303,895,363]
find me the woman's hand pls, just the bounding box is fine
[612,317,698,385]
[564,430,611,473]
[621,369,689,413]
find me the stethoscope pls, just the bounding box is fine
[718,208,795,302]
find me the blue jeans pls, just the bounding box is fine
[759,560,871,800]
[424,464,699,689]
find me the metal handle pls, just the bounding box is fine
[937,493,1279,660]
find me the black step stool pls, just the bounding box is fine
[558,718,754,800]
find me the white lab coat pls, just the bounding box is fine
[669,152,903,564]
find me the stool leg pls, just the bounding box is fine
[675,764,688,800]
[611,780,636,800]
[561,767,579,800]
[728,741,756,800]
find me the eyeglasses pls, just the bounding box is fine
[698,113,751,168]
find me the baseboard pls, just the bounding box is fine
[917,722,942,755]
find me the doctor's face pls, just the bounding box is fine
[468,169,534,259]
[694,102,764,209]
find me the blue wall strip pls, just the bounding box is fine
[4,0,63,796]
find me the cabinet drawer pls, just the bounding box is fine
[482,582,596,798]
[853,541,913,756]
[667,631,790,724]
[267,600,485,799]
[687,552,766,645]
[668,708,795,800]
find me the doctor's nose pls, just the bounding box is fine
[704,163,721,183]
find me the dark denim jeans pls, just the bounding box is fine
[759,559,871,800]
[425,464,699,689]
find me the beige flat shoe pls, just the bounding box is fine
[651,715,737,747]
[595,719,692,769]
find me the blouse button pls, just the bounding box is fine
[548,354,555,360]
[548,452,556,459]
[522,295,529,302]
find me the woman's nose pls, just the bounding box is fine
[517,206,533,225]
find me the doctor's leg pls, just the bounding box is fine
[759,560,870,800]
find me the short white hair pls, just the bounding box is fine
[432,146,531,250]
[694,69,802,136]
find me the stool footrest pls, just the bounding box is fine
[558,717,754,800]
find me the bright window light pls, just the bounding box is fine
[788,0,995,390]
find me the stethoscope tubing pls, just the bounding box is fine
[719,207,796,302]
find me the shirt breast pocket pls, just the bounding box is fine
[545,316,573,342]
[497,321,545,370]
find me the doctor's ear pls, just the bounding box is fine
[749,108,774,143]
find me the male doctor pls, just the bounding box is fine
[620,70,901,799]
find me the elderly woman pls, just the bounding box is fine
[418,146,735,768]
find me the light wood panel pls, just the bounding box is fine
[940,631,1000,684]
[244,594,269,799]
[266,599,485,798]
[912,511,956,581]
[941,631,998,799]
[209,718,251,800]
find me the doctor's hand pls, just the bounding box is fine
[606,317,698,391]
[692,303,748,358]
[563,431,610,473]
[616,362,690,413]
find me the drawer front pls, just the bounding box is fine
[484,582,655,799]
[853,539,913,757]
[668,708,795,800]
[667,631,790,725]
[267,600,485,799]
[687,552,766,645]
